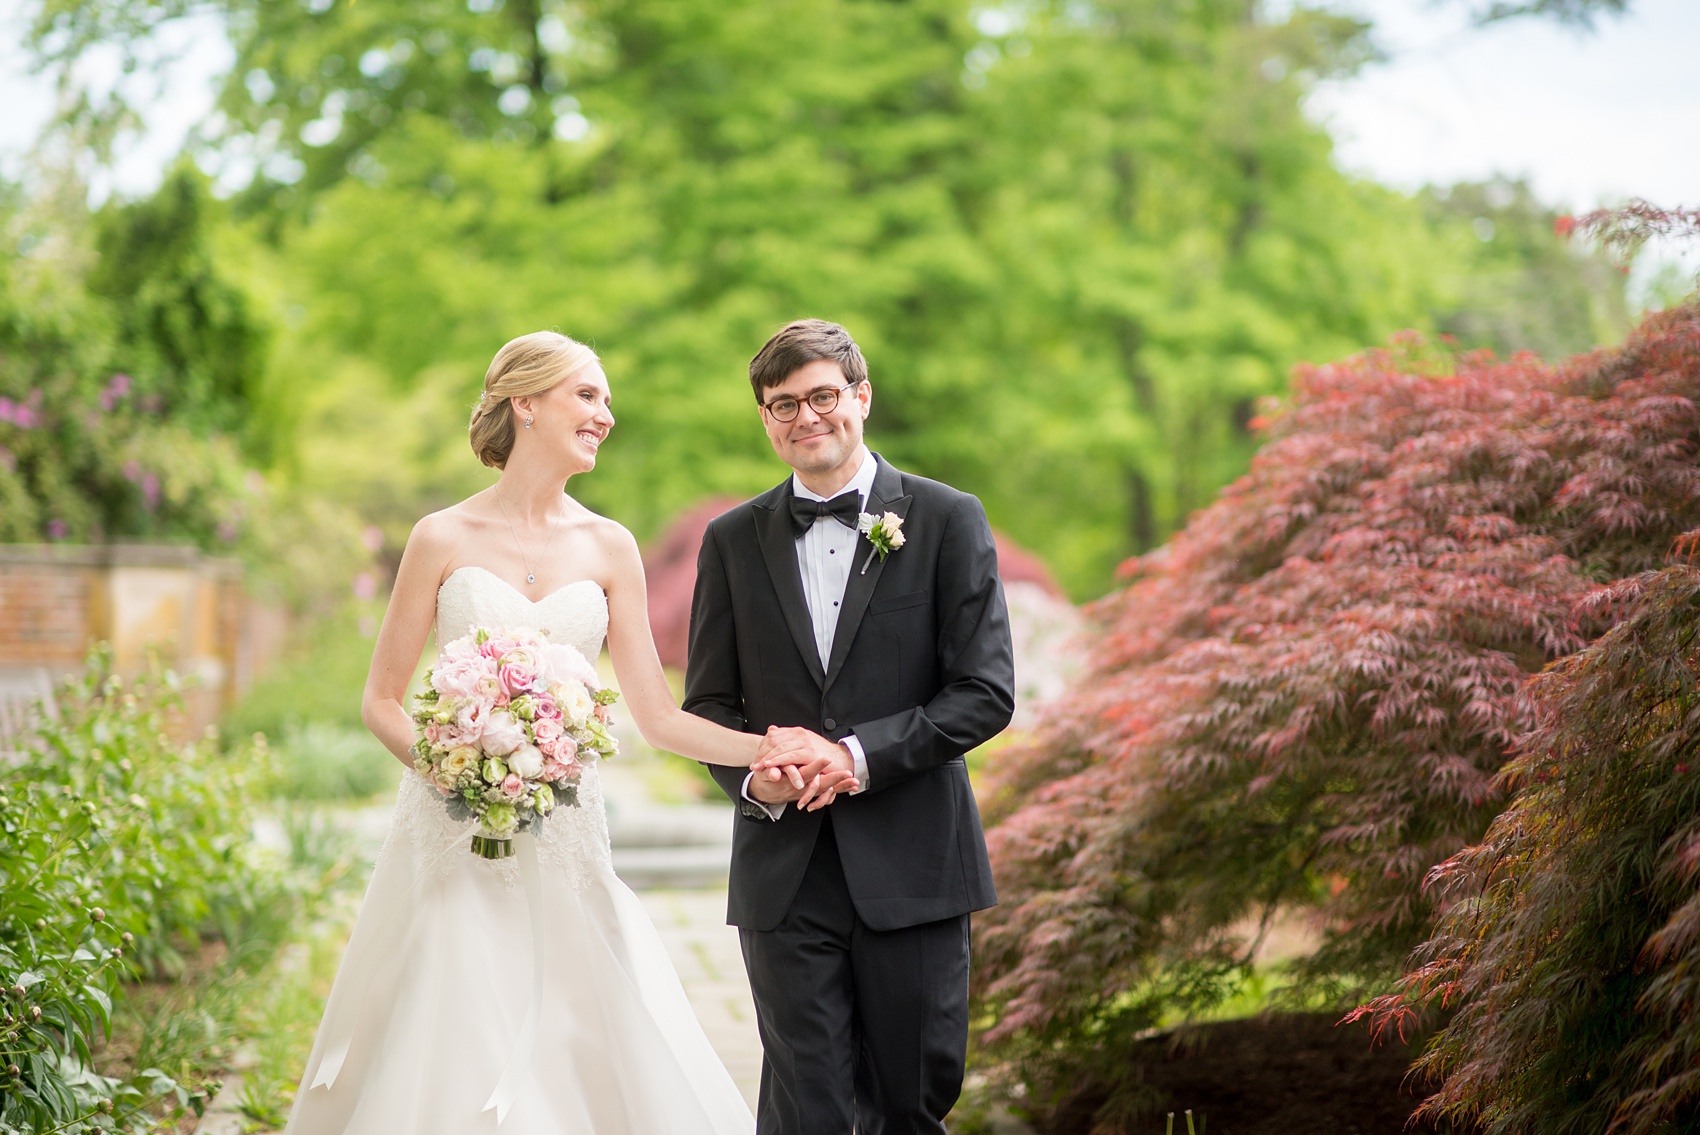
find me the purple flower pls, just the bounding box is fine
[141,472,160,510]
[352,571,378,601]
[0,398,13,423]
[47,519,68,540]
[99,374,132,412]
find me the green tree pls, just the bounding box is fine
[18,0,1630,594]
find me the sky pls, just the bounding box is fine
[1,0,1696,272]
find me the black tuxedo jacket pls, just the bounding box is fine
[684,455,1014,932]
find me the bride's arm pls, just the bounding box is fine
[601,524,853,802]
[361,516,454,768]
[601,524,765,768]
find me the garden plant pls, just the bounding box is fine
[0,653,317,1134]
[974,298,1700,1126]
[1357,557,1700,1133]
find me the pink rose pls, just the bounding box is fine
[424,722,441,744]
[501,774,525,799]
[552,735,578,762]
[499,661,540,697]
[479,710,526,757]
[531,717,564,746]
[542,758,581,783]
[532,694,562,721]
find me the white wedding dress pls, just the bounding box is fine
[285,566,755,1135]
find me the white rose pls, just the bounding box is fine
[562,683,594,727]
[509,743,544,780]
[480,710,526,757]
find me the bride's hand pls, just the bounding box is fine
[752,727,860,808]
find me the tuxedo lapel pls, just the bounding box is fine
[754,483,826,688]
[823,457,911,695]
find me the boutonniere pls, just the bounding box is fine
[857,511,906,575]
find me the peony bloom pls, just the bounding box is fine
[542,643,601,691]
[480,710,526,756]
[433,655,494,699]
[509,743,545,780]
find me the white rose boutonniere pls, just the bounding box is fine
[856,510,907,575]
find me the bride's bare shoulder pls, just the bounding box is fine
[572,506,637,556]
[405,499,495,564]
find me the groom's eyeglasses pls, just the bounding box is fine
[761,380,862,423]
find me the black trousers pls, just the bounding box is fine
[739,814,971,1135]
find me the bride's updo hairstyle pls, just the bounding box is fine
[469,331,600,469]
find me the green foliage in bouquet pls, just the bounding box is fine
[0,651,303,1133]
[1355,561,1700,1134]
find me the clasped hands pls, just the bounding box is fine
[748,726,859,812]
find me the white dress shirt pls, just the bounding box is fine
[742,449,876,818]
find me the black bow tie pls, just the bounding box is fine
[789,491,863,537]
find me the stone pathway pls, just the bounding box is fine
[637,889,762,1109]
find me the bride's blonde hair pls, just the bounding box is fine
[469,331,600,469]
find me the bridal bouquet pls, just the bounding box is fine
[411,626,619,859]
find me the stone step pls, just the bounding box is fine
[613,842,732,890]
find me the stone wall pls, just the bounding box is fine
[0,544,285,736]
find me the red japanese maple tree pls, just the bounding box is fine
[972,300,1700,1111]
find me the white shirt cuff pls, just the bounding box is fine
[841,733,869,795]
[740,771,787,820]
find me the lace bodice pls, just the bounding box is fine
[433,565,609,664]
[377,565,615,889]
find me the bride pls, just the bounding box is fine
[284,332,853,1134]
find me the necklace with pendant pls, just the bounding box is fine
[494,490,563,587]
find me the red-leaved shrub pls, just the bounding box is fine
[972,301,1700,1113]
[1356,560,1700,1134]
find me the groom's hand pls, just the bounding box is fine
[755,727,858,811]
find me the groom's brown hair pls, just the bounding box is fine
[749,319,868,400]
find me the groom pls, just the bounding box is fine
[684,319,1015,1135]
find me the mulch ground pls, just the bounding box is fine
[1032,1012,1466,1135]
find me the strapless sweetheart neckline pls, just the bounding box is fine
[438,564,606,606]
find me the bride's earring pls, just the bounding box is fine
[525,416,533,429]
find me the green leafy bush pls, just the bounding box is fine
[1357,561,1700,1133]
[0,652,299,1133]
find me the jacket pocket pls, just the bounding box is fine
[869,589,929,615]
